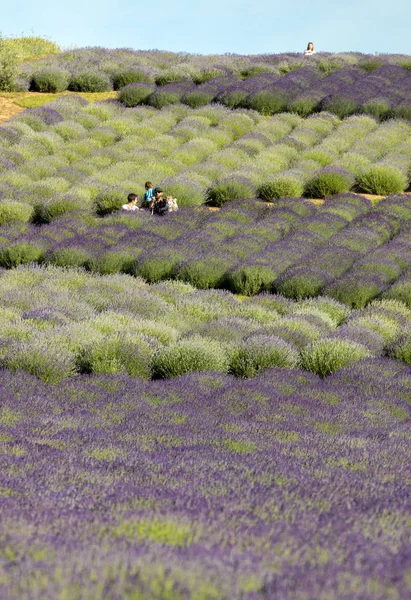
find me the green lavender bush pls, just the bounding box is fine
[0,201,33,225]
[305,168,354,198]
[29,68,70,93]
[118,83,154,107]
[204,179,255,207]
[151,337,229,379]
[229,335,299,377]
[257,176,304,202]
[300,338,371,377]
[356,165,408,195]
[68,72,111,93]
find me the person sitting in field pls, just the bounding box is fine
[304,42,316,56]
[166,195,178,212]
[151,187,168,216]
[142,181,155,209]
[121,193,140,212]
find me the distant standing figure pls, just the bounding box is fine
[143,181,155,209]
[122,193,140,212]
[304,42,316,56]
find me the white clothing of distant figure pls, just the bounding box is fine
[121,203,139,212]
[121,193,140,212]
[304,42,316,55]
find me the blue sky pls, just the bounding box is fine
[3,0,411,56]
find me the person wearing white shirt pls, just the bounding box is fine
[121,193,140,212]
[304,42,316,56]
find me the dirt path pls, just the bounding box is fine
[0,96,25,123]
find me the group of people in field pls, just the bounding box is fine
[121,43,315,217]
[121,181,179,216]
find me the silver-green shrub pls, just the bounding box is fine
[229,335,299,377]
[356,165,408,195]
[300,338,371,377]
[151,337,229,379]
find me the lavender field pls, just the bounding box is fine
[0,46,411,599]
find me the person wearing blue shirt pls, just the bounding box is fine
[143,181,155,209]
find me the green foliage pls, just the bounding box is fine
[134,252,184,283]
[204,179,255,207]
[112,69,152,90]
[31,196,82,224]
[322,94,359,119]
[351,314,400,343]
[317,59,343,75]
[240,65,270,78]
[0,35,19,91]
[117,83,154,107]
[229,335,299,377]
[276,271,325,301]
[0,201,33,225]
[300,338,371,377]
[93,188,125,216]
[77,334,153,378]
[386,332,411,366]
[359,59,383,73]
[299,297,350,325]
[224,265,277,296]
[182,91,214,108]
[155,71,185,86]
[383,277,411,308]
[305,169,354,198]
[158,181,203,207]
[392,104,411,121]
[4,36,60,61]
[326,278,382,309]
[29,68,70,93]
[247,90,288,116]
[151,337,229,379]
[356,165,408,195]
[113,518,198,546]
[218,89,249,109]
[278,61,304,75]
[362,99,391,120]
[92,249,136,275]
[177,257,229,289]
[0,243,45,268]
[257,176,304,201]
[46,247,92,269]
[192,68,224,84]
[68,72,112,93]
[288,96,319,117]
[5,338,77,384]
[148,90,181,109]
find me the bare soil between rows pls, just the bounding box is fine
[0,96,25,123]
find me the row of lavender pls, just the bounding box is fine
[0,97,410,223]
[1,263,411,383]
[1,193,411,305]
[15,47,411,119]
[0,359,409,599]
[118,63,411,121]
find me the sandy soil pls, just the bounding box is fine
[0,96,25,123]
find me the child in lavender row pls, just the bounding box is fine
[142,181,155,209]
[166,195,178,212]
